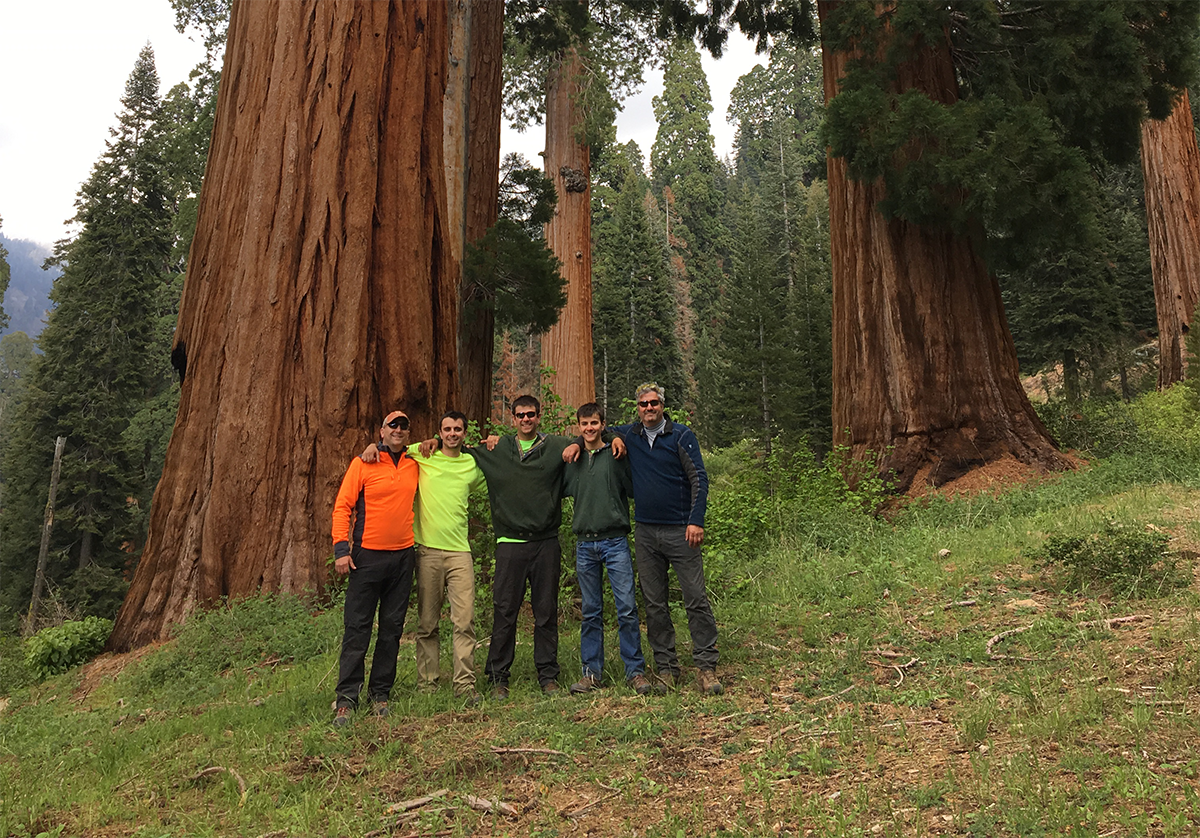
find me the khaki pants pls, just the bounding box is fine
[415,546,477,693]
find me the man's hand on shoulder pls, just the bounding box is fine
[611,436,627,458]
[562,442,581,463]
[418,438,439,457]
[686,525,705,548]
[360,443,380,463]
[484,434,500,451]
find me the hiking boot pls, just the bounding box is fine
[569,675,600,695]
[492,683,510,701]
[457,690,483,707]
[697,669,724,696]
[650,670,678,695]
[541,680,561,696]
[332,706,352,728]
[628,674,653,696]
[372,701,390,718]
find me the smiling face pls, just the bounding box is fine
[380,410,411,450]
[512,405,540,440]
[635,389,663,428]
[439,416,466,452]
[578,414,604,448]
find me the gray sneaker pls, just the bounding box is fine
[569,675,600,695]
[697,669,724,696]
[332,706,352,728]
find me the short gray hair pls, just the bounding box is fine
[634,382,665,403]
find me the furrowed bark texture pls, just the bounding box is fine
[818,2,1068,492]
[541,48,595,412]
[110,0,456,650]
[457,0,504,425]
[1140,90,1200,388]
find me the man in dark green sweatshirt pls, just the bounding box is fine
[564,402,651,696]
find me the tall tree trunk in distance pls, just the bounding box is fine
[541,48,595,412]
[818,1,1069,492]
[110,0,456,651]
[1140,89,1200,389]
[449,0,504,426]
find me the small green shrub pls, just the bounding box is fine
[1036,519,1183,598]
[0,632,35,694]
[23,616,112,681]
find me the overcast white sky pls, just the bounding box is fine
[0,1,761,246]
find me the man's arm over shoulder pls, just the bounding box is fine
[676,427,709,527]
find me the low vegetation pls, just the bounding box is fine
[2,388,1200,837]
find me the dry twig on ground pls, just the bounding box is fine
[385,788,449,814]
[986,624,1038,661]
[190,766,247,805]
[466,795,518,817]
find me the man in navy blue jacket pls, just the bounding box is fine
[614,383,722,696]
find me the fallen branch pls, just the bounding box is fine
[490,747,569,759]
[385,788,449,814]
[944,599,977,609]
[1078,614,1152,631]
[561,791,620,819]
[190,766,247,805]
[466,795,518,817]
[986,624,1038,661]
[814,685,857,704]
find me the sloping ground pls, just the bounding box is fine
[3,485,1199,837]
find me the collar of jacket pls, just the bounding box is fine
[630,414,674,438]
[517,432,547,458]
[378,444,408,461]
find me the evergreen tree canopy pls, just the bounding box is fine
[0,45,175,623]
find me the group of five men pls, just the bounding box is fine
[329,384,721,725]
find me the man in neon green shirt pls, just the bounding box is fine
[364,410,487,703]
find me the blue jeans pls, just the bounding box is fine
[576,536,645,681]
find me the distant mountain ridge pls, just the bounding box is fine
[1,233,59,339]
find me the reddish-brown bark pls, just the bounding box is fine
[450,0,504,425]
[110,0,457,650]
[1140,90,1200,389]
[541,48,596,412]
[817,2,1069,491]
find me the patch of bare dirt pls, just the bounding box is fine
[905,452,1088,502]
[73,640,168,702]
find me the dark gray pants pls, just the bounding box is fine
[634,522,719,673]
[485,537,561,686]
[335,546,415,709]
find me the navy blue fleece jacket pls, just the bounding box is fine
[612,415,708,527]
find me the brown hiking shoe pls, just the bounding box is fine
[697,669,724,696]
[492,683,510,701]
[569,675,600,695]
[650,670,678,695]
[628,674,652,695]
[541,680,561,696]
[332,706,352,728]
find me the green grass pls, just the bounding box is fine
[4,393,1200,837]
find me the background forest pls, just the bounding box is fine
[0,0,1196,633]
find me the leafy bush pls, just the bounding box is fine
[1035,519,1183,598]
[23,616,112,680]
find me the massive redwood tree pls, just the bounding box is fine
[1141,90,1200,388]
[541,47,596,412]
[817,2,1070,491]
[110,0,458,650]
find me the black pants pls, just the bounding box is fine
[335,546,415,709]
[635,523,719,673]
[485,537,561,686]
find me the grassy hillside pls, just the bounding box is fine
[3,390,1200,837]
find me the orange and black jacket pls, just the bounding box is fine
[332,447,419,558]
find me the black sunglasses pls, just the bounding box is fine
[637,399,661,408]
[386,416,410,430]
[514,410,538,420]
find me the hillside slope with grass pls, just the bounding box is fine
[3,389,1200,837]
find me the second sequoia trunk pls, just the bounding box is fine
[819,2,1069,491]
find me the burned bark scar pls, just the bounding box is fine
[559,166,588,193]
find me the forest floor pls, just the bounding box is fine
[3,461,1200,837]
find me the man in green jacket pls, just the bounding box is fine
[564,402,651,696]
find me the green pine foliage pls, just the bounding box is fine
[591,142,684,417]
[0,46,175,624]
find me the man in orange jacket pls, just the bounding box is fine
[331,409,419,726]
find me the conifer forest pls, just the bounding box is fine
[0,0,1198,645]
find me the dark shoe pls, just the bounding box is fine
[628,674,652,695]
[372,701,390,718]
[650,670,678,695]
[697,669,724,696]
[492,683,510,701]
[332,706,352,728]
[569,675,600,695]
[457,690,483,707]
[541,680,561,696]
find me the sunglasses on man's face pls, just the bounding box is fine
[637,399,661,408]
[514,410,538,420]
[386,416,410,430]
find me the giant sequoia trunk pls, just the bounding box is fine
[446,0,504,424]
[1140,90,1200,389]
[110,0,457,650]
[541,48,596,411]
[818,2,1069,492]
